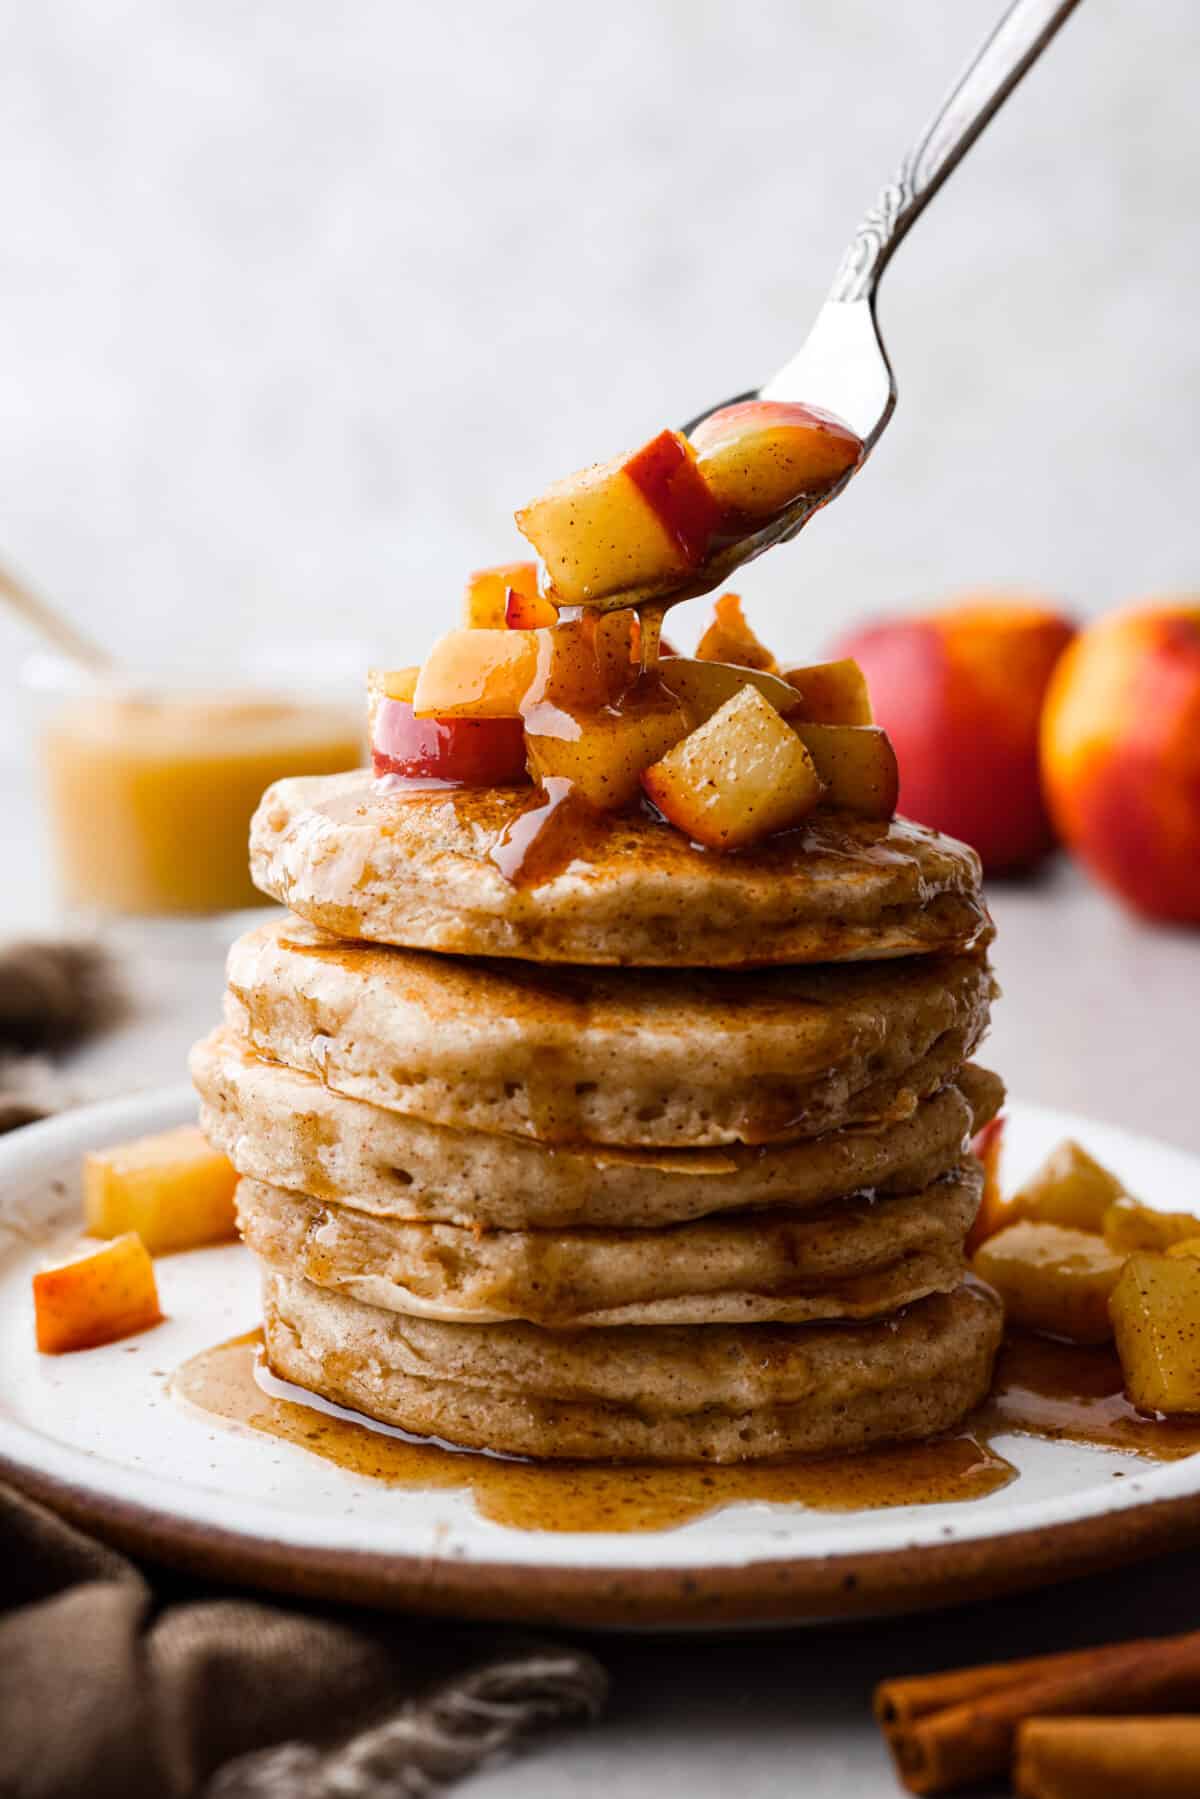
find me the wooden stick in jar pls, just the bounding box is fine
[874,1629,1200,1793]
[1016,1716,1200,1799]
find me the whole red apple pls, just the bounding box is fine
[833,598,1075,874]
[1041,601,1200,924]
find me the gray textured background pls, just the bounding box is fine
[1,0,1196,753]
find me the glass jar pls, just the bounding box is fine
[22,643,367,922]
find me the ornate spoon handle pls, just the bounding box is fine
[831,0,1084,304]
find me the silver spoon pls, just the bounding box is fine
[612,0,1086,615]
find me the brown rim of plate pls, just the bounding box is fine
[4,1449,1198,1631]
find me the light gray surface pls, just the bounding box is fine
[3,7,1198,1787]
[2,0,1199,759]
[4,762,1200,1795]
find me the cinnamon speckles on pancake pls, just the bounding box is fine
[250,770,992,967]
[223,914,995,1148]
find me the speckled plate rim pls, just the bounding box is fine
[4,1086,1200,1631]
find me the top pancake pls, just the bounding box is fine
[250,770,991,967]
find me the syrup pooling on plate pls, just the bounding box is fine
[171,1331,1014,1532]
[981,1330,1200,1460]
[172,1326,1200,1533]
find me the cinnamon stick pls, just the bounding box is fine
[1016,1716,1200,1799]
[874,1629,1200,1793]
[875,1642,1118,1730]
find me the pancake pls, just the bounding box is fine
[194,1027,1003,1229]
[249,771,992,967]
[223,916,995,1148]
[262,1271,1003,1462]
[237,1163,980,1327]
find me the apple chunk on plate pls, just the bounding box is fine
[1110,1254,1200,1413]
[517,429,721,605]
[642,684,824,850]
[690,400,862,519]
[791,723,898,819]
[33,1233,163,1354]
[84,1123,237,1255]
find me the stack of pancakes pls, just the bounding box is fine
[191,769,1004,1463]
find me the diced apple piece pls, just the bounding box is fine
[372,698,527,785]
[413,630,538,718]
[527,694,690,811]
[782,658,874,725]
[369,666,419,705]
[1103,1197,1200,1255]
[84,1124,239,1255]
[369,668,528,783]
[516,430,720,605]
[694,593,779,672]
[413,621,633,721]
[1110,1253,1200,1413]
[505,587,558,629]
[623,432,722,564]
[689,399,862,519]
[1008,1139,1129,1235]
[965,1115,1008,1254]
[657,657,803,729]
[972,1220,1124,1344]
[642,684,824,850]
[367,666,417,753]
[791,723,899,819]
[463,561,543,628]
[34,1232,162,1353]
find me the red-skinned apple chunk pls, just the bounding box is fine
[373,699,526,784]
[689,400,861,519]
[516,430,720,605]
[694,593,779,671]
[463,561,544,628]
[790,724,898,819]
[642,684,824,850]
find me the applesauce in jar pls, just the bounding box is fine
[37,684,363,915]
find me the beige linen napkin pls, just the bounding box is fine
[0,1484,606,1799]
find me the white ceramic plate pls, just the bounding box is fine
[3,1088,1200,1630]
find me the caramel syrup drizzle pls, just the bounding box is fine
[171,1327,1200,1537]
[487,601,677,888]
